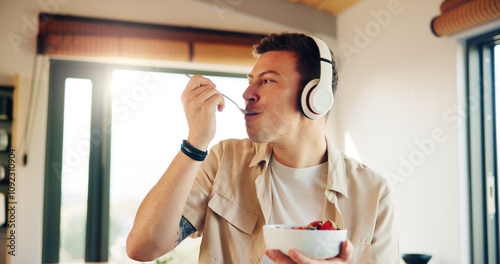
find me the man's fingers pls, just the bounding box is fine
[264,249,295,264]
[288,249,314,264]
[191,87,223,106]
[288,240,353,264]
[204,91,225,112]
[181,74,223,148]
[183,75,225,110]
[184,74,215,93]
[182,75,214,103]
[335,240,353,261]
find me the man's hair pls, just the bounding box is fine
[252,32,338,96]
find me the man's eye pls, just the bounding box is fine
[263,79,273,83]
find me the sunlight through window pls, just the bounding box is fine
[108,70,248,264]
[60,78,92,263]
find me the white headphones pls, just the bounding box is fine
[300,36,334,119]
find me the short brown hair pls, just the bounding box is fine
[252,32,338,95]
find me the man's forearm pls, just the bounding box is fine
[126,150,202,261]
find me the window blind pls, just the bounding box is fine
[37,13,265,65]
[431,0,500,37]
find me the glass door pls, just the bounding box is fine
[466,29,500,264]
[43,60,249,263]
[59,78,93,262]
[108,69,248,264]
[44,60,112,263]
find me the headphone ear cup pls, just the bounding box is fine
[302,35,334,120]
[301,78,320,119]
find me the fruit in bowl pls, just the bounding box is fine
[263,220,348,259]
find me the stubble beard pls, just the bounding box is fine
[246,119,298,146]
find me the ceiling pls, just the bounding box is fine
[192,0,365,37]
[283,0,366,16]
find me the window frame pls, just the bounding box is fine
[43,60,113,262]
[42,59,247,262]
[465,28,500,264]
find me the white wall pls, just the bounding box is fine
[334,0,500,263]
[2,0,499,263]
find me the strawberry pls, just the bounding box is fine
[307,220,322,229]
[293,220,343,231]
[311,220,322,227]
[320,220,333,230]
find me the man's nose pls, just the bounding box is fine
[243,82,258,103]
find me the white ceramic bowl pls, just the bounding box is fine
[263,224,348,259]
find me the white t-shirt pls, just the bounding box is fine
[263,156,328,263]
[268,156,328,225]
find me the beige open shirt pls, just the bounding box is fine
[183,138,399,264]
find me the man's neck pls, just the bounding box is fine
[271,136,328,168]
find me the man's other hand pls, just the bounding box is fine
[264,239,353,264]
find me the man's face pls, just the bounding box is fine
[243,51,304,145]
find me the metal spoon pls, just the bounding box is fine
[185,74,256,115]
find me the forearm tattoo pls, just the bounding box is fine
[175,216,197,246]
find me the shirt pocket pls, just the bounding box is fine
[208,191,259,235]
[351,243,372,264]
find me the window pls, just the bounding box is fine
[60,78,92,261]
[43,60,249,263]
[466,28,500,264]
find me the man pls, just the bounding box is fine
[126,32,399,264]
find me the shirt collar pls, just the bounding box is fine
[248,138,349,198]
[249,142,272,169]
[325,138,349,199]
